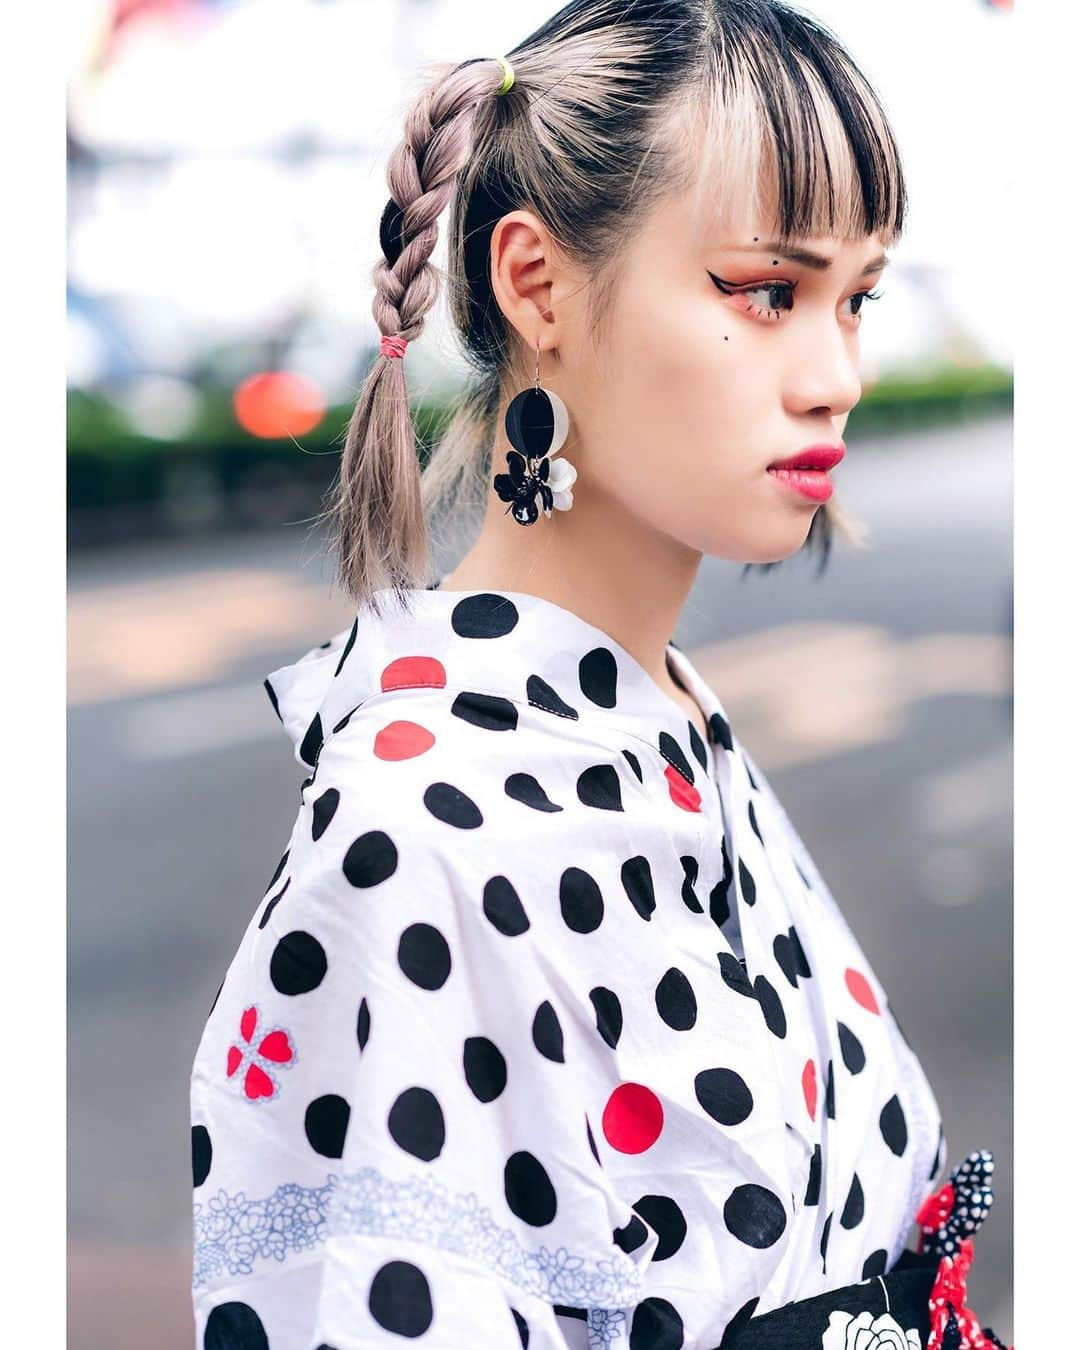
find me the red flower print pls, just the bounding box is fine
[225,1004,297,1104]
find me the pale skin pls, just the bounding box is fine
[440,175,890,741]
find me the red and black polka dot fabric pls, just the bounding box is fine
[190,585,946,1349]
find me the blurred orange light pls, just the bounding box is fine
[233,371,326,439]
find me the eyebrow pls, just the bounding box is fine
[727,242,889,275]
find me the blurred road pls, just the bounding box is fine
[68,416,1012,1349]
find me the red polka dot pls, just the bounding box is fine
[374,720,436,760]
[381,655,447,692]
[602,1082,665,1154]
[240,1006,257,1043]
[845,968,881,1014]
[664,763,701,813]
[802,1059,817,1120]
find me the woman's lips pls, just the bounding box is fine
[767,466,834,503]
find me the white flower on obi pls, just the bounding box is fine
[544,449,577,514]
[821,1308,922,1350]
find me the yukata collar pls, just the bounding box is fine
[264,580,735,783]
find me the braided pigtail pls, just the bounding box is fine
[326,57,510,617]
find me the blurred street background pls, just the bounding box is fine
[67,0,1013,1346]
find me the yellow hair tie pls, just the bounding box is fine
[492,55,515,95]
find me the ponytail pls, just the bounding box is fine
[324,58,510,618]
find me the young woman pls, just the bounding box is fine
[190,3,1008,1347]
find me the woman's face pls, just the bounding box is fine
[549,181,889,565]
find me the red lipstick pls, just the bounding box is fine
[767,443,845,503]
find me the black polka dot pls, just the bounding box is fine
[451,592,519,638]
[629,1297,684,1350]
[589,986,623,1049]
[579,647,618,707]
[621,855,656,921]
[333,704,360,734]
[388,1086,445,1161]
[299,713,323,770]
[738,858,757,906]
[717,952,755,998]
[505,773,563,812]
[397,923,452,990]
[423,781,483,828]
[613,1213,650,1254]
[577,763,624,811]
[754,975,787,1038]
[824,1059,836,1118]
[263,678,282,722]
[695,1067,754,1126]
[482,875,530,936]
[804,1143,822,1205]
[559,866,604,933]
[840,1172,865,1229]
[342,830,398,888]
[305,1094,350,1158]
[838,1021,866,1074]
[622,748,643,780]
[659,731,694,784]
[270,930,327,996]
[511,1307,530,1348]
[632,1193,687,1260]
[709,711,733,750]
[464,1036,507,1102]
[748,799,765,847]
[192,1125,212,1188]
[451,690,519,731]
[532,1000,565,1063]
[368,1260,433,1337]
[679,856,703,913]
[862,1248,888,1278]
[773,932,800,988]
[709,868,732,929]
[257,876,290,929]
[790,927,811,977]
[526,673,579,720]
[356,998,370,1052]
[504,1150,557,1226]
[655,967,697,1030]
[586,1115,601,1165]
[879,1094,908,1156]
[724,1184,787,1248]
[264,848,289,895]
[311,788,340,841]
[333,615,358,676]
[204,1301,268,1350]
[688,719,708,769]
[820,1211,833,1271]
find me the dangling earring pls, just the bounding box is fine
[493,338,577,526]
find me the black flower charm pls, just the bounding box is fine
[493,449,554,525]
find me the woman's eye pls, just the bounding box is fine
[708,272,885,324]
[708,273,795,321]
[846,288,884,317]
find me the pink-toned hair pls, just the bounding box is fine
[317,0,905,615]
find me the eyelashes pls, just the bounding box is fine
[707,271,883,322]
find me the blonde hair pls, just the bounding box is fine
[319,0,906,614]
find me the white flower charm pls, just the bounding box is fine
[821,1308,922,1350]
[544,446,577,515]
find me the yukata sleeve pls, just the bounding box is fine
[190,726,653,1350]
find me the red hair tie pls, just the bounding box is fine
[380,334,408,360]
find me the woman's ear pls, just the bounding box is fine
[489,210,563,352]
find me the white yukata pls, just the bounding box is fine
[190,582,946,1350]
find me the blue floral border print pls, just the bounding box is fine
[194,1165,644,1348]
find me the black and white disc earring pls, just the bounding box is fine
[493,339,577,526]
